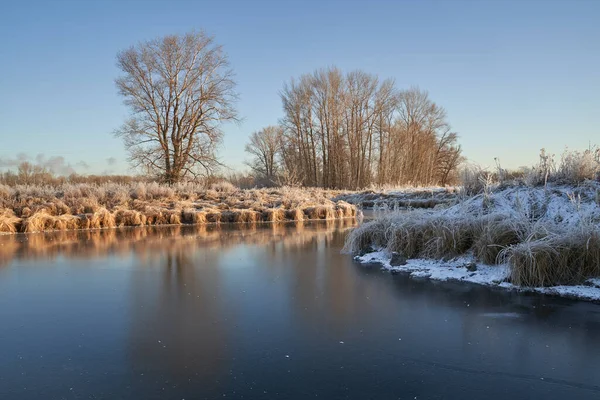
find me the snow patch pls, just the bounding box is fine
[356,251,600,302]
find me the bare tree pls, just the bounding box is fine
[244,126,283,182]
[276,69,462,188]
[115,31,238,184]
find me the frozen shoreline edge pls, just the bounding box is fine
[356,250,600,302]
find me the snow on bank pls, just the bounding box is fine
[356,250,600,302]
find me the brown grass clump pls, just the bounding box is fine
[54,214,80,230]
[500,226,600,287]
[422,218,476,258]
[182,208,207,224]
[263,208,285,222]
[0,209,21,233]
[335,201,355,218]
[342,217,389,254]
[22,210,54,232]
[219,211,235,223]
[78,214,92,230]
[500,237,563,287]
[90,207,115,229]
[284,208,304,222]
[304,206,336,220]
[206,211,222,223]
[168,211,181,225]
[114,209,145,227]
[233,209,260,223]
[473,215,526,264]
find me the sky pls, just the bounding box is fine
[0,0,599,175]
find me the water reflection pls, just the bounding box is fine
[0,219,357,266]
[1,220,600,399]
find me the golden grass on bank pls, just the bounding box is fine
[0,184,358,233]
[305,206,336,220]
[0,209,21,233]
[285,208,305,222]
[263,208,285,222]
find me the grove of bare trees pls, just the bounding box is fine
[115,31,238,184]
[246,67,463,188]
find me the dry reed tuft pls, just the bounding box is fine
[90,207,116,229]
[342,218,389,254]
[114,209,145,227]
[499,236,563,287]
[22,210,54,232]
[284,208,305,221]
[182,208,207,224]
[206,211,222,223]
[263,208,285,222]
[422,216,476,259]
[0,209,21,233]
[473,215,526,264]
[305,206,336,220]
[54,214,80,230]
[233,209,260,223]
[335,201,355,218]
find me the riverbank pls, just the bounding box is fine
[0,183,357,233]
[356,251,600,301]
[334,186,458,210]
[345,182,600,301]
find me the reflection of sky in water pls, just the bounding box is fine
[1,222,600,399]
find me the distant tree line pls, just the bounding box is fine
[0,162,146,186]
[246,67,463,188]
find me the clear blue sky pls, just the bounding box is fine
[1,0,598,175]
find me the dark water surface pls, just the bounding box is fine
[1,222,600,400]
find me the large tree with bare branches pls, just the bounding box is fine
[115,31,238,183]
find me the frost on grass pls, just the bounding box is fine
[0,183,358,234]
[345,182,600,299]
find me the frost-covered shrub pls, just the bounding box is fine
[555,149,599,183]
[209,181,237,193]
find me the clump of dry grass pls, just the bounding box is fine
[114,209,145,227]
[285,208,305,222]
[304,206,336,220]
[263,208,285,222]
[0,209,21,233]
[205,211,222,223]
[472,214,528,264]
[422,216,477,259]
[499,236,564,287]
[90,207,116,229]
[182,208,207,224]
[342,217,390,254]
[500,224,600,287]
[233,209,260,223]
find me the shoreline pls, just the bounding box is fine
[0,215,359,236]
[356,250,600,302]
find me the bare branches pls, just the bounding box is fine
[244,126,283,183]
[115,31,238,184]
[274,68,462,189]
